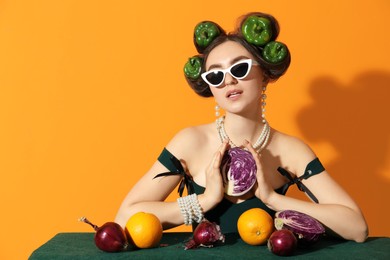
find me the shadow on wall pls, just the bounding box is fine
[297,71,390,236]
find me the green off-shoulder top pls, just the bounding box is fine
[155,148,325,233]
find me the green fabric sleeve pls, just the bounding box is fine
[301,157,325,179]
[157,148,179,173]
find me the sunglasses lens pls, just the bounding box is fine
[230,62,249,78]
[205,71,224,86]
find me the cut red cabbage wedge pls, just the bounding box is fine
[220,147,257,196]
[274,210,325,245]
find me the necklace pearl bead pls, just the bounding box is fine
[216,116,270,153]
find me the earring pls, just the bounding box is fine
[215,104,220,118]
[261,86,267,123]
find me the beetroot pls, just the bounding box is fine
[185,219,225,249]
[274,210,325,245]
[220,147,257,196]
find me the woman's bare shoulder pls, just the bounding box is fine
[165,123,216,158]
[270,129,317,175]
[271,130,311,151]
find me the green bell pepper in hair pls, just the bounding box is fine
[184,56,203,80]
[194,22,220,49]
[241,16,272,46]
[262,41,288,64]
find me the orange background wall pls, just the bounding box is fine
[1,1,389,259]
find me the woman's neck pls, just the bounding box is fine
[222,112,266,147]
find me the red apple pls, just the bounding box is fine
[267,229,297,256]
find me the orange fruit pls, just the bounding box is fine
[237,208,274,245]
[125,212,163,249]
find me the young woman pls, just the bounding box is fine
[115,12,368,242]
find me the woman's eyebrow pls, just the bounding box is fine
[207,55,250,70]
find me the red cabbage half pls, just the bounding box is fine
[220,147,257,196]
[274,210,325,245]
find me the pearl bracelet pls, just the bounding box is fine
[177,197,189,225]
[189,194,203,223]
[177,194,204,225]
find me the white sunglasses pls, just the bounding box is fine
[201,59,258,87]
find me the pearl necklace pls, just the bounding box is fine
[216,116,270,153]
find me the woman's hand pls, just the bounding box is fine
[202,140,229,208]
[245,141,276,206]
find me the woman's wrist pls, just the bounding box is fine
[177,194,204,225]
[198,193,219,212]
[262,191,279,211]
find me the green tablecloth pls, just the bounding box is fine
[29,232,390,259]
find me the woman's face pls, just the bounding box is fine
[205,40,266,117]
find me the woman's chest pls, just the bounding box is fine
[186,147,288,190]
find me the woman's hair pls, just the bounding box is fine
[185,12,291,98]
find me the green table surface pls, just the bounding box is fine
[29,232,390,259]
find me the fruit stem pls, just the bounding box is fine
[78,216,99,231]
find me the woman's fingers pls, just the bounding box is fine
[219,139,229,154]
[211,140,229,170]
[204,140,229,206]
[244,140,262,167]
[213,151,222,169]
[244,140,265,184]
[244,140,275,204]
